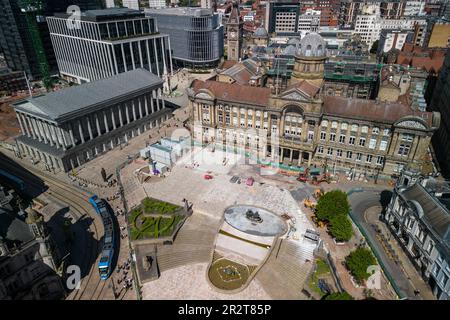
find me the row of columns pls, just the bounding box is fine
[279,147,312,166]
[16,111,68,151]
[16,88,164,150]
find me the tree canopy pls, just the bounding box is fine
[329,215,353,242]
[324,291,354,300]
[316,190,350,221]
[345,247,377,284]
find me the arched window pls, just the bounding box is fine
[317,44,323,56]
[306,45,312,56]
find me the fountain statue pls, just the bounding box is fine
[245,209,263,223]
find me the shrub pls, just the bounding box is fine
[346,247,377,284]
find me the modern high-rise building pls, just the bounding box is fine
[265,1,302,35]
[148,0,167,8]
[122,0,140,10]
[145,7,223,68]
[0,0,103,81]
[47,8,172,84]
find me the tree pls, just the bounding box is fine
[370,40,379,54]
[324,291,354,300]
[329,215,354,242]
[345,247,377,285]
[316,190,350,221]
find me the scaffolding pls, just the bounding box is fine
[20,0,51,88]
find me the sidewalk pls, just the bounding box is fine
[366,207,435,300]
[302,204,396,300]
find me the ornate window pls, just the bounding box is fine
[398,144,410,156]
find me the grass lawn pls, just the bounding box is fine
[141,197,180,215]
[309,259,332,297]
[129,199,185,240]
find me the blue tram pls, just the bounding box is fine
[0,169,25,191]
[89,195,115,280]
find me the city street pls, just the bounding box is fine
[349,190,435,299]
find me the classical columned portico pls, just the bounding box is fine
[44,122,54,147]
[86,116,94,140]
[16,113,26,137]
[78,119,85,143]
[48,123,59,148]
[103,111,109,133]
[95,113,102,137]
[111,107,117,130]
[68,122,76,147]
[150,93,155,113]
[25,115,36,139]
[125,104,131,124]
[37,120,48,144]
[58,126,68,150]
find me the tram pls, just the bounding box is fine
[89,195,115,280]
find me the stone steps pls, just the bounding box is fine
[157,249,212,272]
[255,239,311,299]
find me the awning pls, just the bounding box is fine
[309,168,321,175]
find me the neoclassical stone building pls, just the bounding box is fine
[384,168,450,300]
[188,75,440,176]
[13,69,173,172]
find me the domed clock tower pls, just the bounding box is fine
[226,2,243,61]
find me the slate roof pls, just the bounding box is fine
[13,69,163,122]
[0,209,35,249]
[402,183,450,244]
[322,96,434,126]
[191,80,271,106]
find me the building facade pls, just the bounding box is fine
[297,9,321,36]
[429,51,450,179]
[122,0,140,10]
[265,0,302,35]
[323,60,380,99]
[0,184,65,300]
[188,76,440,176]
[145,7,224,68]
[12,69,173,172]
[47,8,172,85]
[377,29,414,58]
[384,168,450,300]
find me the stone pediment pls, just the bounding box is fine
[279,89,311,102]
[396,120,427,130]
[195,92,213,100]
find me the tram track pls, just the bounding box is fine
[0,153,107,300]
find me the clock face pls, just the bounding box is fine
[230,31,236,39]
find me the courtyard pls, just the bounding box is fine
[120,145,318,299]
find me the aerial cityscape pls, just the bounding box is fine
[1,0,450,304]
